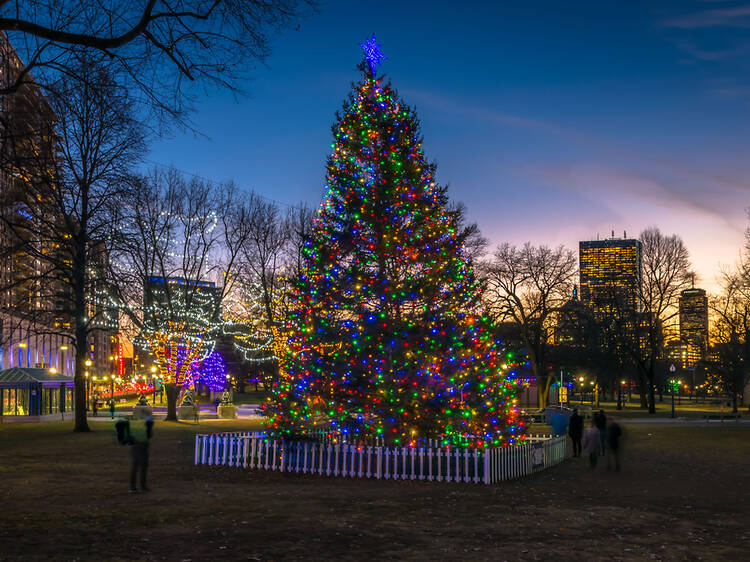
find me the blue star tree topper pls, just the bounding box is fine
[359,34,386,75]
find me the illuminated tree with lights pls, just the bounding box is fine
[194,350,228,392]
[224,280,286,365]
[109,169,250,421]
[138,277,222,400]
[264,38,522,447]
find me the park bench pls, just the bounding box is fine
[702,414,741,422]
[521,412,545,424]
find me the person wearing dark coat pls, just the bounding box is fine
[129,416,154,493]
[606,420,623,471]
[593,409,607,455]
[568,408,584,457]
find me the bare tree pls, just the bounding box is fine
[224,199,314,388]
[706,216,750,412]
[607,227,693,413]
[0,56,145,431]
[483,243,578,408]
[1,2,315,121]
[108,169,248,421]
[708,269,750,413]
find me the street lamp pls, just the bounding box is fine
[618,380,626,410]
[151,367,158,404]
[669,363,676,418]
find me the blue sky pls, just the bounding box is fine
[148,0,750,289]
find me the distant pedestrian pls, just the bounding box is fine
[92,400,98,417]
[109,400,116,419]
[606,419,623,471]
[551,409,569,437]
[583,420,600,468]
[593,409,607,455]
[129,416,154,493]
[569,408,584,457]
[193,402,199,423]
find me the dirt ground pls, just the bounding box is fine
[0,420,748,561]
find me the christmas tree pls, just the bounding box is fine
[264,37,522,447]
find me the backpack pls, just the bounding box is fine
[115,419,133,445]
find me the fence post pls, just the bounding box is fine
[464,448,470,483]
[427,448,434,481]
[376,447,382,479]
[473,449,480,484]
[454,448,460,483]
[194,435,201,465]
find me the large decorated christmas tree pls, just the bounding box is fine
[264,37,522,447]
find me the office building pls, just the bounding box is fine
[679,288,708,367]
[579,236,642,318]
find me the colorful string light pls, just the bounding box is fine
[263,43,523,448]
[194,351,227,391]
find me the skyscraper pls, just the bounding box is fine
[679,288,708,367]
[579,236,642,318]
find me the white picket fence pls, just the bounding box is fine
[194,432,567,485]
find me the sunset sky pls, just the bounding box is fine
[148,0,750,291]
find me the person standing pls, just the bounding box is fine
[606,419,623,471]
[193,401,199,423]
[583,419,600,469]
[109,400,116,419]
[92,399,98,417]
[594,409,607,455]
[551,409,569,437]
[569,408,584,457]
[129,416,154,493]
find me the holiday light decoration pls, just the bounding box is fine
[136,278,221,390]
[263,39,523,447]
[194,351,228,391]
[222,280,281,364]
[359,34,386,74]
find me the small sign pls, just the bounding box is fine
[531,443,544,469]
[559,387,568,404]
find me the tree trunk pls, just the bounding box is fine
[165,383,179,421]
[72,239,89,432]
[648,380,656,414]
[534,364,550,409]
[537,381,548,409]
[73,338,90,432]
[636,376,648,408]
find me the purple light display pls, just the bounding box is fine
[196,351,227,391]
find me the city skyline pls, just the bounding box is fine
[147,0,750,292]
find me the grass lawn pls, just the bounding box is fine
[1,420,748,561]
[560,399,749,420]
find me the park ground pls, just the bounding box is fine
[0,420,748,561]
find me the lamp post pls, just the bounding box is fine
[151,366,157,405]
[669,363,676,418]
